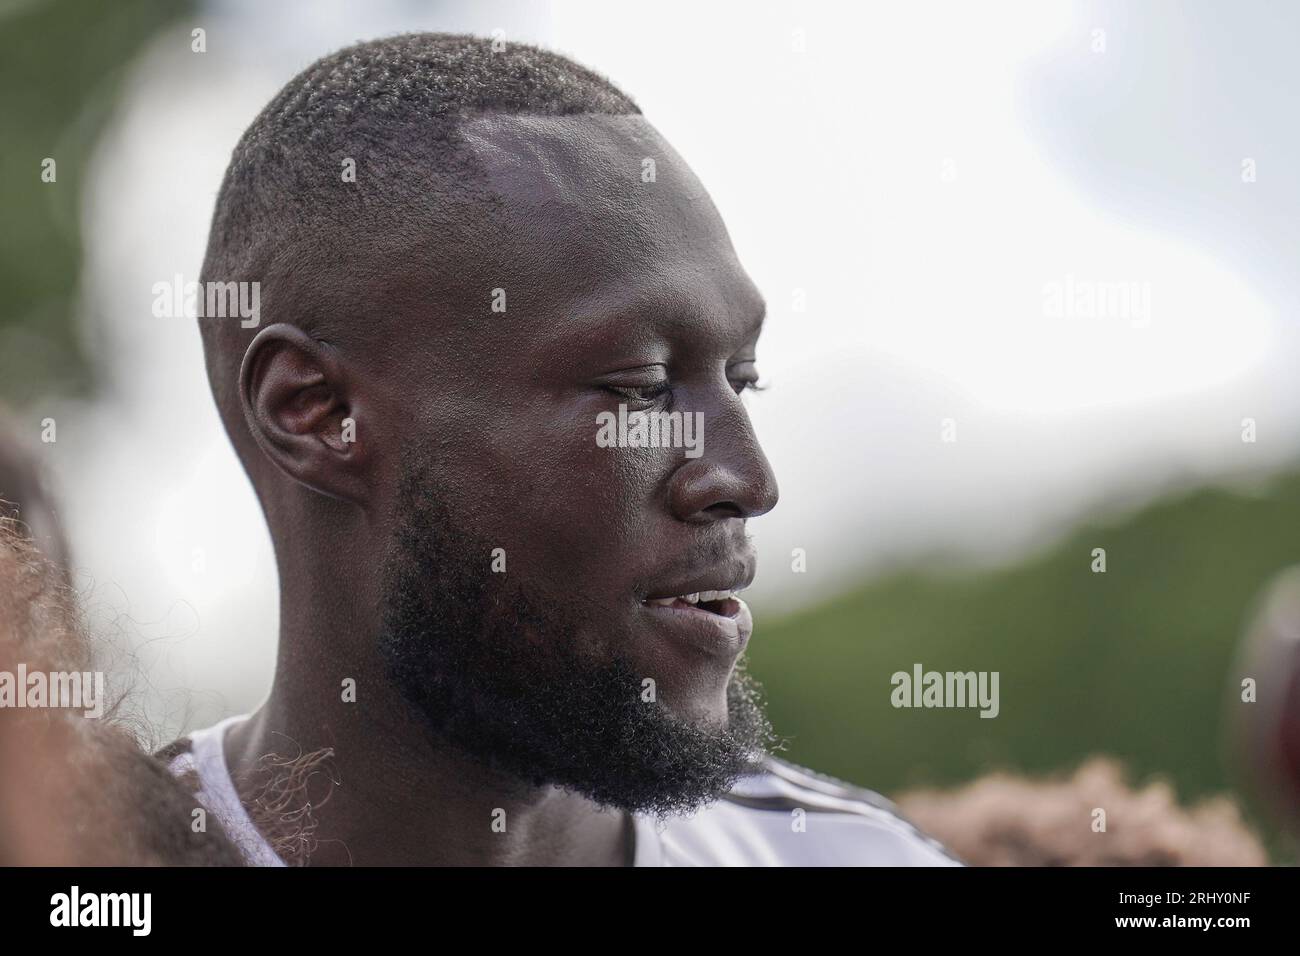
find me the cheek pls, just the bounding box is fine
[465,409,674,585]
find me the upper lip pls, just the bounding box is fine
[643,559,755,602]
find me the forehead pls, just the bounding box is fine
[455,112,762,327]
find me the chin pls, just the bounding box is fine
[660,677,735,728]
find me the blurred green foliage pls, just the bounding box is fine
[750,473,1300,851]
[0,0,189,403]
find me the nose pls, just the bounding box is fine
[667,404,779,523]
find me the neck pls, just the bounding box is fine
[221,547,630,867]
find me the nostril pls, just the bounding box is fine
[702,502,745,521]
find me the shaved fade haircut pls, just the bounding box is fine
[199,32,640,462]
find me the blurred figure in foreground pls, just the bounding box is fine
[0,518,242,864]
[897,758,1268,866]
[0,407,70,574]
[1232,566,1300,846]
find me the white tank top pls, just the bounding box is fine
[168,715,961,866]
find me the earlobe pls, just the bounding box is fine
[239,324,368,504]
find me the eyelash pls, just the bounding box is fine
[604,377,761,404]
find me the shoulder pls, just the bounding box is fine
[157,716,287,868]
[644,756,963,866]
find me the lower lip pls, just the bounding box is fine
[640,597,753,657]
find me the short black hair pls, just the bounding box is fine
[199,32,640,452]
[206,32,638,258]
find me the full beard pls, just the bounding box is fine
[376,459,774,817]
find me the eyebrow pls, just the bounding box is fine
[557,284,767,343]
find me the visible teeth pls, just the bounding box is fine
[645,590,739,607]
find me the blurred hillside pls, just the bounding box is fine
[749,470,1300,849]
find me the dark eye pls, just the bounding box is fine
[604,381,671,403]
[727,362,762,395]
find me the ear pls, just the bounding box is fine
[238,324,368,504]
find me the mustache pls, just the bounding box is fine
[638,528,757,591]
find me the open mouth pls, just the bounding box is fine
[639,579,755,655]
[642,590,743,618]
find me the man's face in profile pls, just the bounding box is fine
[368,114,780,813]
